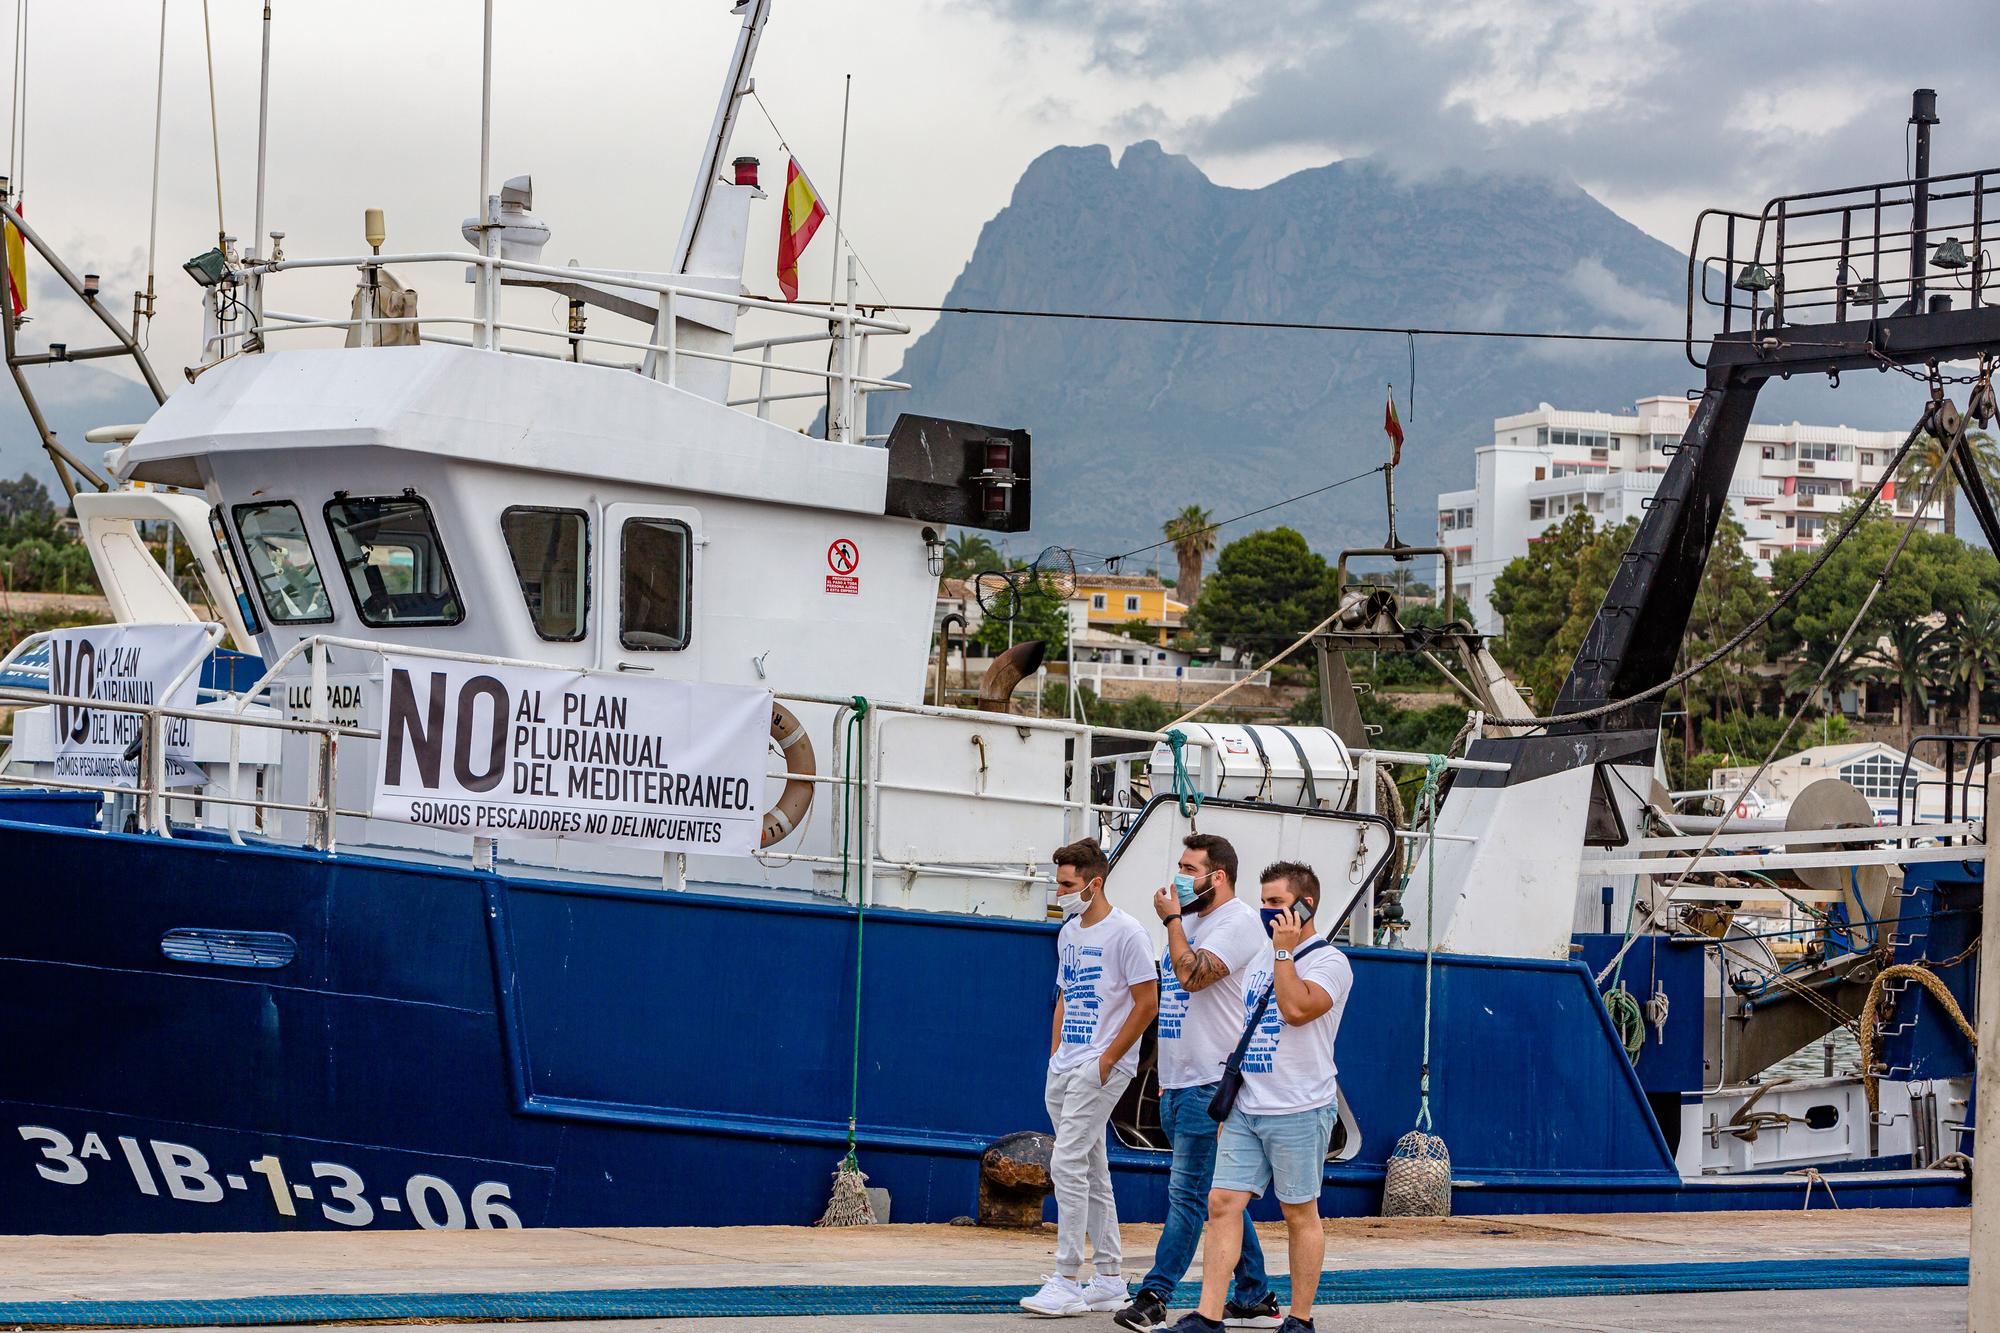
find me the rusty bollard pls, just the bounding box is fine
[978,1130,1054,1228]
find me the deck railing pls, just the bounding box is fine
[0,632,1508,924]
[198,250,911,445]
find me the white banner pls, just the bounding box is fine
[370,656,774,856]
[46,623,212,787]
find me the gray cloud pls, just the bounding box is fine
[986,0,2000,218]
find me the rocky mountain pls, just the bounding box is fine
[877,142,1916,567]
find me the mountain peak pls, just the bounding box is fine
[1116,139,1209,185]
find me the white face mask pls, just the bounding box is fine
[1056,879,1098,917]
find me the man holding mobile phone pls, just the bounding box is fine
[1114,834,1279,1331]
[1165,862,1352,1333]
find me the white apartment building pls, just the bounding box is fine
[1436,395,1941,634]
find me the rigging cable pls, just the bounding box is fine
[140,0,167,339]
[199,0,225,244]
[1099,463,1385,568]
[1511,401,1939,731]
[1591,386,1972,989]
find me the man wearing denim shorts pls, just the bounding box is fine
[1113,833,1279,1331]
[1166,862,1351,1333]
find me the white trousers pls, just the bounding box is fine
[1044,1059,1134,1278]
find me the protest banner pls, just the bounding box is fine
[46,623,212,786]
[370,656,773,856]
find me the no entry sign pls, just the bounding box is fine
[825,538,860,594]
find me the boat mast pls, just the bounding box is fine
[671,0,770,278]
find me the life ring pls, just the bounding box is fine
[762,702,817,846]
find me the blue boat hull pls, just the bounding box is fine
[0,816,1970,1233]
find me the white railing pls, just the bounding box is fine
[0,632,1510,915]
[200,250,911,445]
[1069,661,1271,687]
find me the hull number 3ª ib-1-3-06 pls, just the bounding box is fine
[17,1124,523,1228]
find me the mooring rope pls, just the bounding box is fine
[1858,962,1978,1116]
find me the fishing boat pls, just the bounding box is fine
[0,9,1987,1233]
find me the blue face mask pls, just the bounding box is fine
[1260,903,1315,937]
[1173,871,1209,906]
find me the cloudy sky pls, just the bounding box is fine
[5,0,1995,404]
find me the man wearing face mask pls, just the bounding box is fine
[1165,862,1352,1333]
[1020,838,1160,1318]
[1114,834,1279,1332]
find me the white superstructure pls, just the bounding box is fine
[1437,395,1940,634]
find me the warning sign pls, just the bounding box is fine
[825,537,860,595]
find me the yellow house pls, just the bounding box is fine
[1073,573,1187,647]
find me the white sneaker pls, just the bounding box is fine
[1081,1273,1130,1312]
[1020,1274,1088,1317]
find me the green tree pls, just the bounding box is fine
[1860,619,1945,752]
[1488,511,1639,708]
[1897,430,2000,539]
[1938,605,2000,728]
[1783,636,1870,716]
[1675,514,1769,750]
[1119,694,1174,733]
[969,581,1069,657]
[941,531,1001,582]
[1163,505,1217,610]
[1192,527,1337,662]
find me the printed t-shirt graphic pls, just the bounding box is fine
[1049,907,1158,1078]
[1235,942,1355,1116]
[1155,896,1268,1091]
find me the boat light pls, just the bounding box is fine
[1842,275,1886,307]
[81,273,99,299]
[364,208,386,254]
[1732,262,1775,293]
[922,527,946,577]
[733,156,761,187]
[1930,236,1971,270]
[182,247,229,288]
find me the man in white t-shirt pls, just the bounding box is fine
[1020,838,1160,1319]
[1166,862,1352,1333]
[1113,834,1279,1332]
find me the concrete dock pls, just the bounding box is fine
[0,1209,1971,1331]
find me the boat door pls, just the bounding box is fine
[598,502,704,678]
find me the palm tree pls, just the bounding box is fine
[941,532,1001,582]
[1162,506,1216,609]
[1938,606,2000,730]
[1861,620,1946,752]
[1896,430,2000,537]
[1785,636,1868,716]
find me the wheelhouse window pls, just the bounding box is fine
[324,495,465,627]
[208,506,264,635]
[620,517,691,650]
[502,506,589,641]
[232,501,331,624]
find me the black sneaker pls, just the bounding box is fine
[1162,1316,1224,1333]
[1224,1292,1282,1327]
[1276,1318,1315,1333]
[1113,1290,1170,1331]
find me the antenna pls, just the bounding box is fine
[672,0,771,277]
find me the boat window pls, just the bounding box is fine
[324,495,465,627]
[207,505,264,635]
[502,506,589,641]
[620,517,691,650]
[231,501,332,624]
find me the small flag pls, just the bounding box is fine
[4,206,26,317]
[777,157,827,302]
[1383,384,1404,465]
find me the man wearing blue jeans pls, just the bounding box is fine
[1113,833,1279,1331]
[1166,862,1352,1333]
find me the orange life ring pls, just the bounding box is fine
[762,702,817,846]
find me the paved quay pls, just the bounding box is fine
[0,1209,1971,1330]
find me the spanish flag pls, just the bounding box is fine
[776,157,826,302]
[4,207,26,317]
[1383,383,1404,465]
